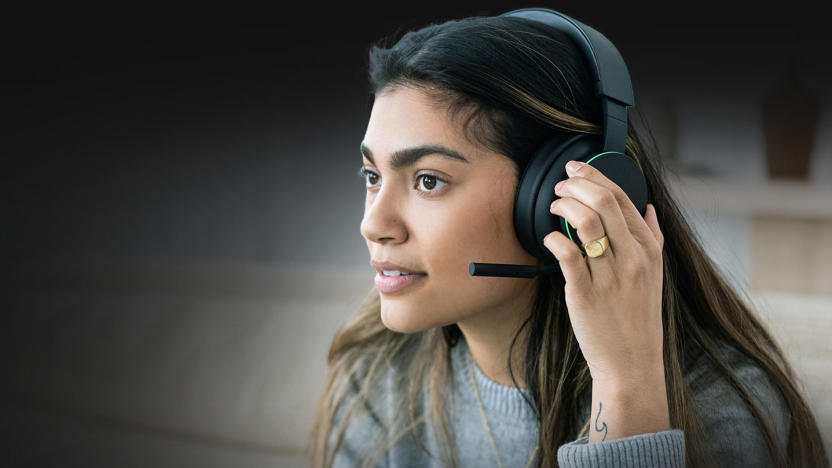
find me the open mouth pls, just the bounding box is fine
[375,271,427,293]
[381,270,425,277]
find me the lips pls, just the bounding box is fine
[370,259,427,294]
[374,270,427,293]
[370,259,427,276]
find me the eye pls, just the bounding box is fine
[416,173,448,195]
[357,166,380,188]
[357,166,449,196]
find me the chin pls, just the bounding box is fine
[379,301,443,334]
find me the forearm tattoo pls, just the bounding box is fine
[594,401,608,441]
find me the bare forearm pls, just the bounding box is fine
[587,371,671,443]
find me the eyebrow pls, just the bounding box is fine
[360,141,470,169]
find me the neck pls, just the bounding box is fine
[456,287,536,389]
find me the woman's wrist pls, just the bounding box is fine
[587,370,671,443]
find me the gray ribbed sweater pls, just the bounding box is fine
[329,334,791,467]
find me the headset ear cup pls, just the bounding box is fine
[547,150,648,253]
[533,136,597,257]
[514,133,587,261]
[514,134,648,261]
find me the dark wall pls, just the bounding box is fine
[4,5,831,468]
[5,3,831,269]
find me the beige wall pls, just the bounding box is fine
[7,259,831,466]
[752,216,832,295]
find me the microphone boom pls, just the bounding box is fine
[469,262,560,278]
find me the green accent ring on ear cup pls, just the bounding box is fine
[564,151,622,255]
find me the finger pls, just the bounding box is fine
[542,230,591,288]
[555,174,637,257]
[642,203,664,254]
[550,196,617,281]
[549,196,615,260]
[564,160,655,248]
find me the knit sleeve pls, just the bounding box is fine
[556,429,686,467]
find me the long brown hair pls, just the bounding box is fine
[307,14,828,468]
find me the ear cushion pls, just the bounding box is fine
[514,133,648,261]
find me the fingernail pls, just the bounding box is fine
[566,160,582,173]
[550,199,558,211]
[555,180,565,192]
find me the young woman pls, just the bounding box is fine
[307,9,828,468]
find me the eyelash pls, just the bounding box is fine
[357,166,448,196]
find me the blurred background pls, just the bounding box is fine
[3,3,831,467]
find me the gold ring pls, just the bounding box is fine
[582,235,610,258]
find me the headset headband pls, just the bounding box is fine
[499,8,634,153]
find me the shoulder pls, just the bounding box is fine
[335,341,404,427]
[330,338,420,442]
[326,346,395,467]
[685,333,792,466]
[328,336,436,466]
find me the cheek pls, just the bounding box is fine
[426,185,520,267]
[424,195,529,285]
[415,203,493,276]
[375,177,536,332]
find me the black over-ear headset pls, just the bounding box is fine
[469,7,649,278]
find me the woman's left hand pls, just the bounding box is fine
[543,159,665,388]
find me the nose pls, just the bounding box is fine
[359,185,407,244]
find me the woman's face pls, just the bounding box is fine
[360,85,541,333]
